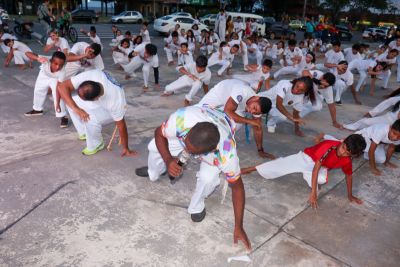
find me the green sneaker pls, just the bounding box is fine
[82,142,104,156]
[78,134,86,141]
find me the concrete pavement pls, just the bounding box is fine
[0,33,399,267]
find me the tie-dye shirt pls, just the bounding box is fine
[161,105,240,183]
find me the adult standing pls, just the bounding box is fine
[305,16,315,39]
[215,9,227,42]
[37,0,52,35]
[281,14,290,40]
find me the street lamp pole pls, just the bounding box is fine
[302,0,307,20]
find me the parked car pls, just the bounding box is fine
[71,9,98,24]
[263,16,275,28]
[289,20,304,30]
[200,14,217,26]
[169,12,193,18]
[266,23,295,39]
[362,27,379,39]
[111,11,143,24]
[0,8,9,21]
[154,16,208,35]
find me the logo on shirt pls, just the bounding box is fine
[313,71,318,78]
[103,71,122,88]
[237,95,243,103]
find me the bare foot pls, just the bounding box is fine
[143,86,149,92]
[154,84,161,90]
[355,100,362,105]
[19,64,26,70]
[184,99,191,106]
[125,75,131,80]
[314,133,325,144]
[161,92,174,97]
[295,129,305,137]
[168,61,174,66]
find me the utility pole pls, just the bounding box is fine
[302,0,307,20]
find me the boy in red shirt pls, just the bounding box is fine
[241,134,366,209]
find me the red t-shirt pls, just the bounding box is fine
[304,140,353,175]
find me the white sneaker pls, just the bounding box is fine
[267,126,276,133]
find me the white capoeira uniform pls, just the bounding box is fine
[388,40,400,82]
[87,33,103,50]
[140,29,151,44]
[266,44,283,61]
[258,39,270,56]
[46,37,70,53]
[258,80,306,132]
[164,35,186,63]
[332,67,354,102]
[274,55,315,79]
[185,36,196,52]
[67,70,127,151]
[122,43,159,88]
[65,42,104,79]
[164,62,211,102]
[232,67,270,91]
[211,32,221,52]
[0,33,17,53]
[112,45,133,65]
[279,46,303,67]
[375,51,396,89]
[325,124,400,164]
[316,49,344,73]
[247,42,263,66]
[215,13,227,41]
[229,39,247,68]
[147,105,241,214]
[10,40,32,64]
[207,46,235,76]
[199,36,213,55]
[198,79,256,128]
[344,96,400,130]
[177,50,194,66]
[348,59,376,92]
[32,60,67,118]
[343,47,362,63]
[255,140,354,187]
[300,70,334,118]
[234,21,244,39]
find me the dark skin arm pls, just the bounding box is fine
[368,141,381,176]
[327,103,343,129]
[384,144,398,168]
[231,177,251,251]
[115,118,138,157]
[293,109,305,137]
[4,47,14,67]
[345,174,363,204]
[58,79,90,121]
[309,160,322,209]
[154,126,182,177]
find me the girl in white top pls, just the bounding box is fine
[199,30,213,55]
[140,22,151,43]
[4,39,33,68]
[228,32,248,70]
[185,29,196,53]
[265,40,284,60]
[245,37,263,66]
[191,24,201,42]
[274,51,315,79]
[44,29,70,54]
[0,31,17,53]
[112,38,134,66]
[110,29,124,46]
[210,29,221,52]
[348,59,387,104]
[344,88,400,131]
[371,49,399,90]
[258,76,315,136]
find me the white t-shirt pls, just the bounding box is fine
[39,61,66,82]
[220,46,234,61]
[388,41,400,52]
[177,51,194,66]
[356,124,400,152]
[70,70,127,121]
[87,33,102,48]
[134,43,158,67]
[70,42,104,70]
[182,63,211,85]
[234,22,244,33]
[161,105,240,183]
[141,29,151,43]
[12,40,32,53]
[376,51,396,65]
[343,47,362,63]
[284,47,303,61]
[247,43,258,55]
[325,49,344,65]
[229,39,246,52]
[309,70,334,104]
[349,59,376,72]
[0,33,17,53]
[198,79,255,116]
[259,80,305,111]
[332,67,354,87]
[116,45,134,56]
[46,37,70,52]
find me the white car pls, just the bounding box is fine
[154,16,208,35]
[362,27,378,39]
[111,11,144,24]
[169,12,193,18]
[200,14,217,26]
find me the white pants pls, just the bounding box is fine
[256,151,328,187]
[208,54,231,75]
[279,59,295,68]
[200,45,213,55]
[122,56,151,87]
[32,74,66,117]
[13,51,30,65]
[274,65,301,79]
[266,106,288,129]
[344,111,398,131]
[333,79,348,102]
[369,96,400,117]
[67,95,114,150]
[112,51,129,65]
[248,50,262,66]
[232,73,260,90]
[65,55,105,79]
[218,25,226,42]
[147,138,221,214]
[397,55,400,82]
[164,75,203,102]
[377,69,391,89]
[300,93,324,118]
[164,45,178,62]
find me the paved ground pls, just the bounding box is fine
[0,27,399,267]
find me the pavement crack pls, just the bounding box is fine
[0,180,76,236]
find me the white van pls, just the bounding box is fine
[225,12,265,35]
